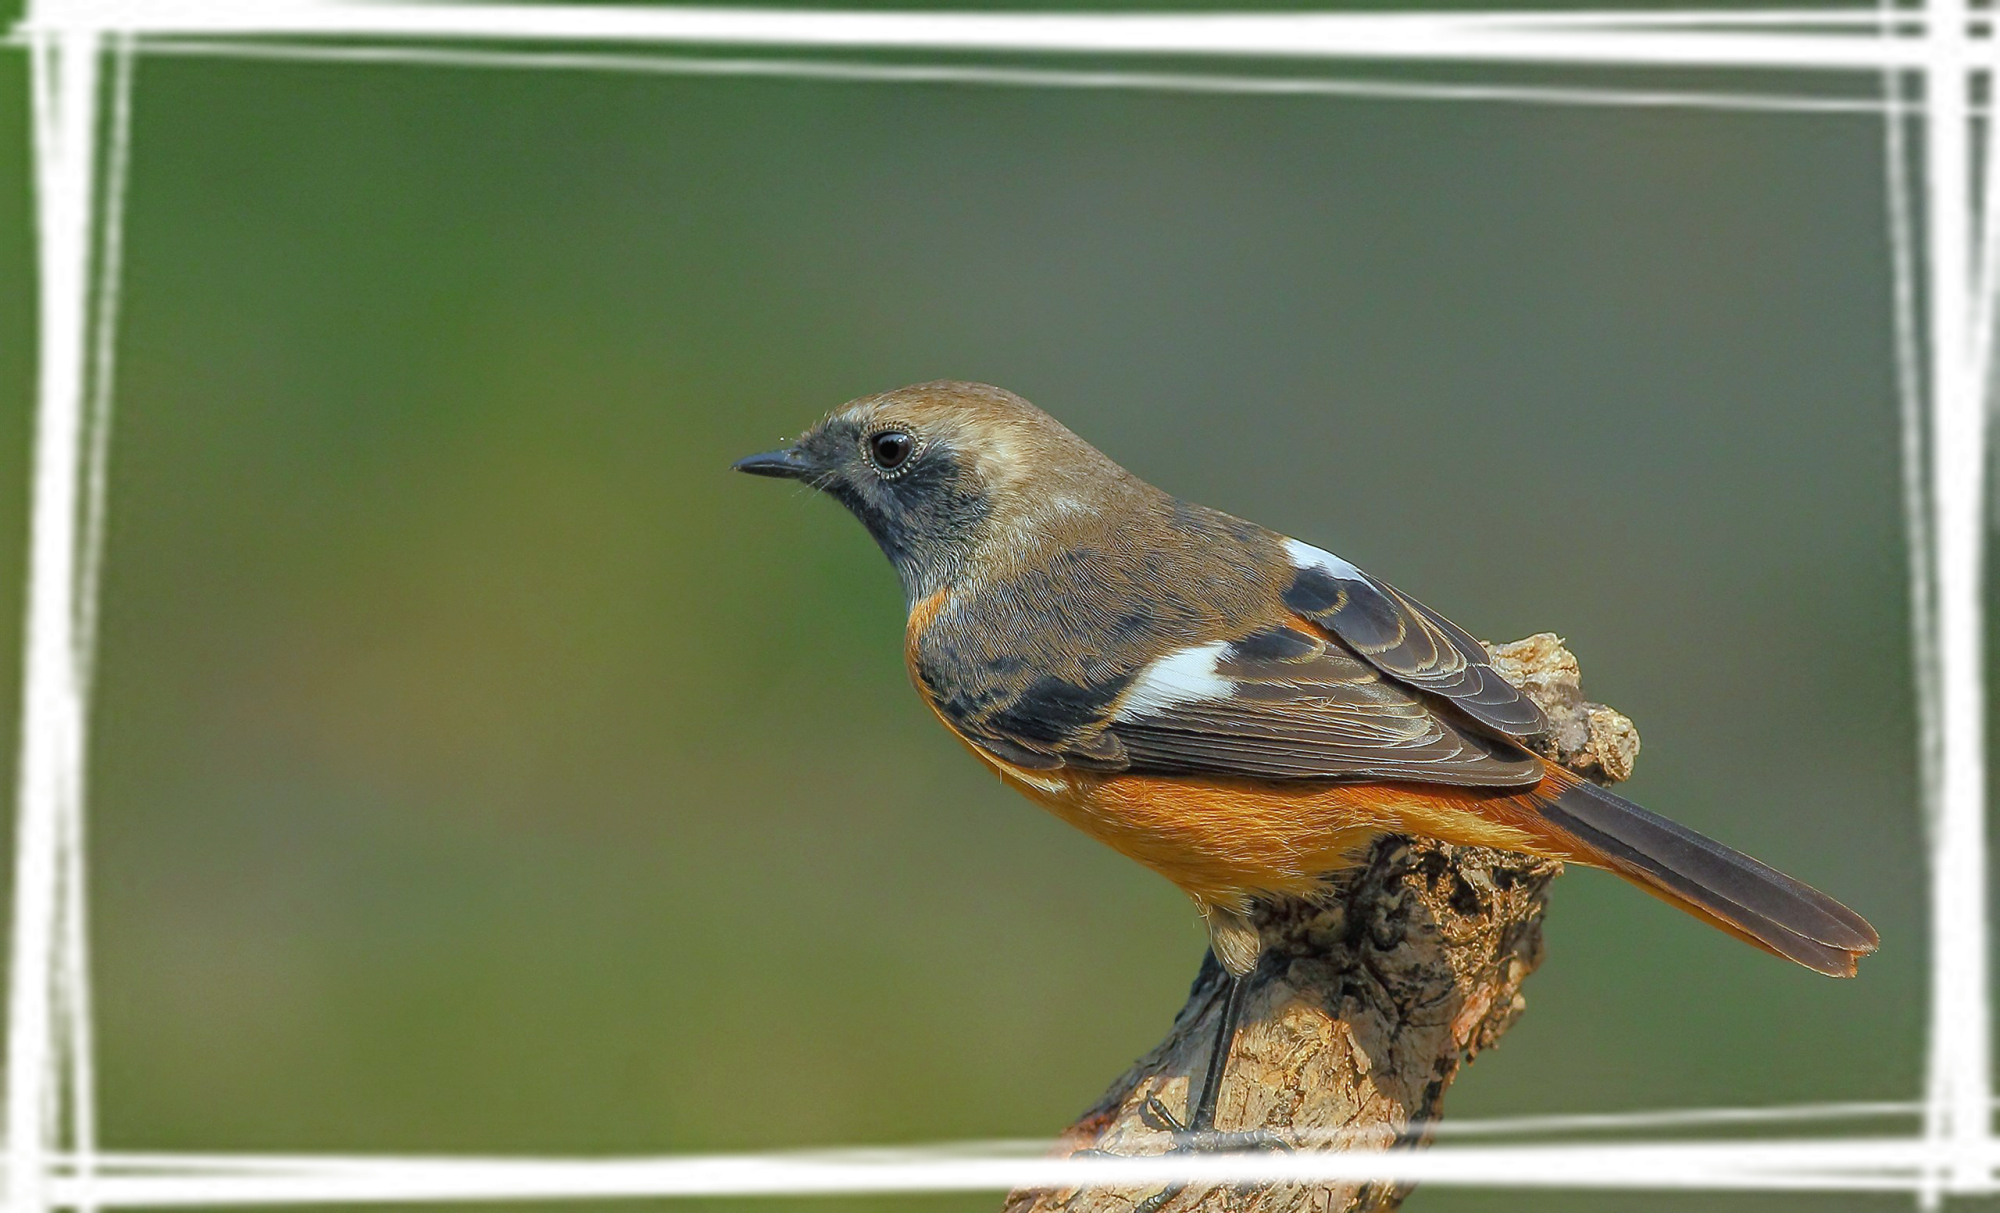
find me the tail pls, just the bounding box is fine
[1527,766,1879,977]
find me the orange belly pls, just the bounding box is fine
[981,754,1561,908]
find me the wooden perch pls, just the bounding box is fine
[1001,634,1641,1213]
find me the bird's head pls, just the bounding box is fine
[734,381,1139,602]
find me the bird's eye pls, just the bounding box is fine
[867,430,916,473]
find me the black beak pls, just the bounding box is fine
[732,447,813,480]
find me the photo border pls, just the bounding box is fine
[8,2,1991,1205]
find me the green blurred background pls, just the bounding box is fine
[0,14,1940,1213]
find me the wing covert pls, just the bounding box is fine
[1097,625,1543,786]
[1277,538,1549,738]
[931,622,1543,788]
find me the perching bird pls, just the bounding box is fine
[734,380,1878,1138]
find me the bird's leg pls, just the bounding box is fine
[1117,967,1288,1213]
[1188,971,1248,1138]
[1137,962,1292,1157]
[1077,916,1288,1195]
[1187,908,1302,1159]
[1166,904,1289,1150]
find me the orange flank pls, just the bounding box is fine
[993,762,1571,909]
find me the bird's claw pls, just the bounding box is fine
[1077,1098,1295,1213]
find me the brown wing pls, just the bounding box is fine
[1096,625,1542,786]
[935,622,1542,788]
[1277,538,1549,738]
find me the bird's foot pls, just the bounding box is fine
[1068,1096,1295,1213]
[1141,1094,1295,1155]
[1067,1095,1295,1213]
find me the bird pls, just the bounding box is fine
[734,379,1879,1140]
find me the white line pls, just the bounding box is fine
[77,37,1904,117]
[1418,1098,1928,1136]
[71,32,129,725]
[1917,0,1994,1193]
[53,3,1975,32]
[1880,15,1939,849]
[7,1,1954,72]
[24,1137,1991,1206]
[1479,6,1980,24]
[1878,14,1953,1201]
[1451,7,1979,24]
[5,4,1972,32]
[12,26,103,1213]
[57,40,134,1213]
[10,0,1994,1207]
[1973,39,2000,425]
[74,1100,1934,1178]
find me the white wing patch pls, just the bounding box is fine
[1114,640,1234,720]
[1283,537,1364,581]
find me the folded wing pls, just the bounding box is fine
[949,621,1543,787]
[1095,624,1543,786]
[1277,537,1548,738]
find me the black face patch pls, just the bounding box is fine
[812,438,990,593]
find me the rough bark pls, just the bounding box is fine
[1001,633,1640,1213]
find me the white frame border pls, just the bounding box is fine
[7,2,1992,1206]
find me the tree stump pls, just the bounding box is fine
[1001,633,1640,1213]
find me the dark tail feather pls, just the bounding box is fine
[1532,770,1880,977]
